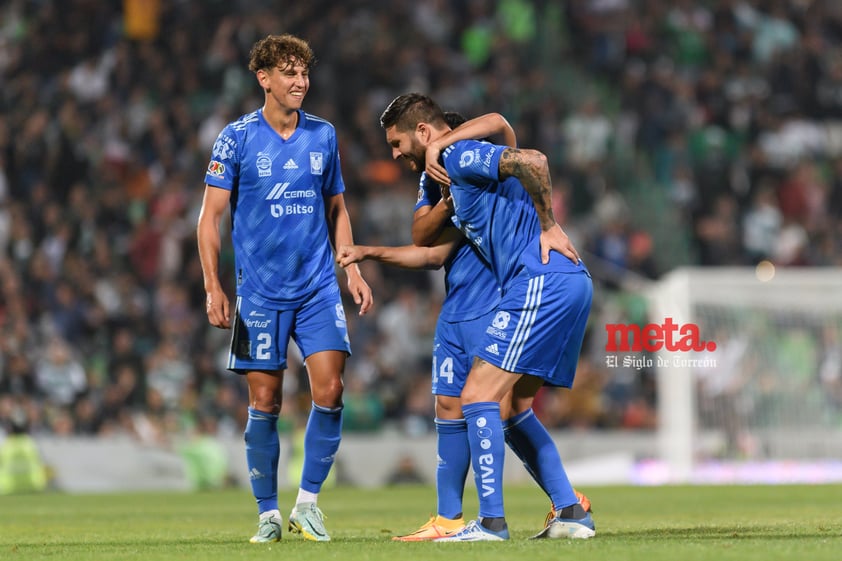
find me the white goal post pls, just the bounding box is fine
[646,266,842,483]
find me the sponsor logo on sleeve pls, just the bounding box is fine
[212,135,236,160]
[482,146,496,169]
[207,160,225,177]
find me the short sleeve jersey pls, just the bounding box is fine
[415,172,500,321]
[441,139,587,291]
[205,109,343,308]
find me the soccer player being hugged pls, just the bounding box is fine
[337,112,591,540]
[377,93,595,541]
[197,34,372,543]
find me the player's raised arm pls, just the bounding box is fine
[325,192,373,315]
[498,147,580,265]
[425,112,517,186]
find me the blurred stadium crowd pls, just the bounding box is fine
[1,0,841,443]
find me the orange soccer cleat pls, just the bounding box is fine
[575,489,592,513]
[392,514,466,542]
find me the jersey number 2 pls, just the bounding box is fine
[256,333,272,360]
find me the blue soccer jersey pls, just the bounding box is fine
[205,109,344,309]
[441,139,592,384]
[415,172,500,322]
[441,140,587,291]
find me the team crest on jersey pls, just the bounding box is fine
[212,135,236,160]
[256,152,272,177]
[310,152,323,175]
[207,160,225,177]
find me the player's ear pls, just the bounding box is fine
[256,68,271,91]
[416,122,430,143]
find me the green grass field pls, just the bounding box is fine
[2,484,840,561]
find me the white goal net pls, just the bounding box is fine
[645,267,842,483]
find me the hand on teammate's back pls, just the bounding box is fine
[540,224,580,265]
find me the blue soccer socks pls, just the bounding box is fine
[461,402,505,519]
[504,408,578,510]
[300,403,342,493]
[434,418,470,519]
[244,407,280,514]
[503,409,545,494]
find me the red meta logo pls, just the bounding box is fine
[605,318,717,352]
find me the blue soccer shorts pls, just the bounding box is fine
[431,310,496,397]
[474,269,593,388]
[227,287,351,372]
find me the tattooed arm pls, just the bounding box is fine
[498,148,580,264]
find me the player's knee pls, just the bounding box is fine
[251,396,281,415]
[435,395,462,419]
[311,377,344,408]
[459,385,485,405]
[249,385,281,414]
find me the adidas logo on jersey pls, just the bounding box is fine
[283,158,298,169]
[485,343,500,355]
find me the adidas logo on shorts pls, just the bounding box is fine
[485,343,500,355]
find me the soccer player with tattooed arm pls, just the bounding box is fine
[371,93,595,541]
[338,109,592,541]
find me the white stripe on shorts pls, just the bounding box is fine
[501,274,544,371]
[227,295,242,370]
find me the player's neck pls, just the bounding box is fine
[428,126,451,145]
[263,105,300,139]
